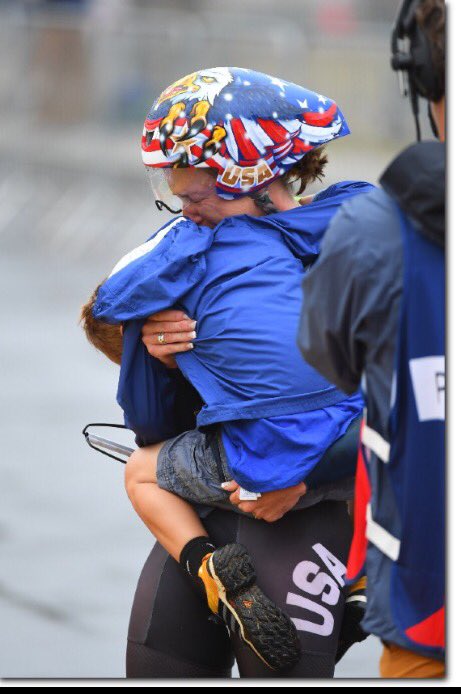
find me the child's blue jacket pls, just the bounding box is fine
[93,181,374,446]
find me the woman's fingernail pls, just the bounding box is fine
[189,331,197,339]
[221,482,231,489]
[188,343,194,349]
[191,320,197,329]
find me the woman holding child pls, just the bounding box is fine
[84,67,370,677]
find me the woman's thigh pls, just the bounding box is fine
[126,502,352,679]
[126,540,234,678]
[230,500,353,678]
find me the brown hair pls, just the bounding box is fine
[416,0,445,95]
[80,283,123,365]
[281,146,328,196]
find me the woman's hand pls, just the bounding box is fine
[141,310,196,368]
[222,481,307,522]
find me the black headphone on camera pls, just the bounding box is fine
[391,0,444,139]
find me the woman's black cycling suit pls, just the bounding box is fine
[126,499,352,679]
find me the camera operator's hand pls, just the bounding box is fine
[141,310,196,368]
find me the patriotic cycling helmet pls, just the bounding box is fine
[142,67,349,200]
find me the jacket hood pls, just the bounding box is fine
[380,141,445,247]
[218,180,375,264]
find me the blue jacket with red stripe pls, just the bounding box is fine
[299,142,445,658]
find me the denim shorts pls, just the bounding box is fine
[156,427,238,514]
[156,422,356,517]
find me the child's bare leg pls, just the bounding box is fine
[124,443,207,562]
[125,443,301,671]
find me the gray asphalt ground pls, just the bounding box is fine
[0,243,381,680]
[0,247,152,678]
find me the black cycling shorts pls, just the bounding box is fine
[126,500,352,679]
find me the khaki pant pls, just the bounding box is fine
[380,643,445,679]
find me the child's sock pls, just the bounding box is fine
[179,536,217,597]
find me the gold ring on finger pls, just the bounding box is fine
[157,333,166,344]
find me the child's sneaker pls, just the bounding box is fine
[198,542,301,671]
[335,576,369,663]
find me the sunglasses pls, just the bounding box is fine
[82,422,135,464]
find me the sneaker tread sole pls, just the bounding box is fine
[208,543,301,671]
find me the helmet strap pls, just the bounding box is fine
[249,188,279,215]
[155,199,182,215]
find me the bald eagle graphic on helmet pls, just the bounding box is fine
[153,68,234,157]
[156,67,234,109]
[142,67,350,198]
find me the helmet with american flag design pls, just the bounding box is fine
[142,67,349,199]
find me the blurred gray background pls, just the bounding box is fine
[0,0,431,680]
